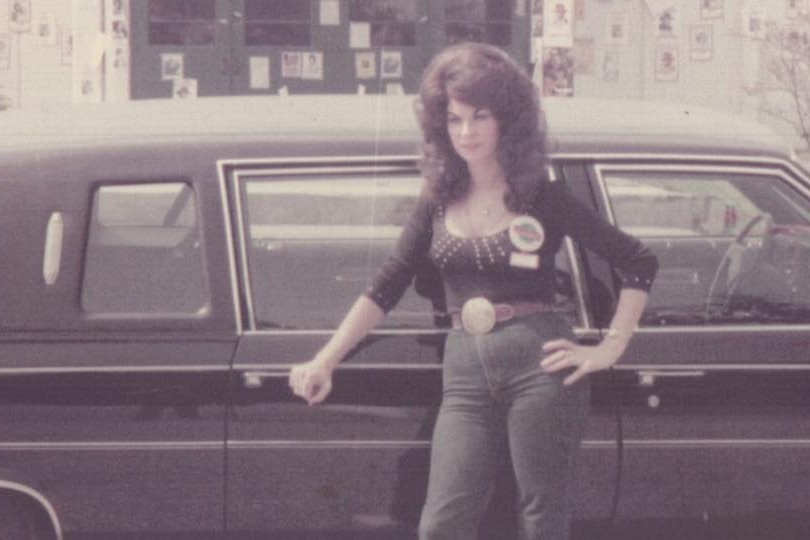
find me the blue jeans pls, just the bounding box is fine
[418,312,589,540]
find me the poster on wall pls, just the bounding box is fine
[742,5,766,38]
[605,11,629,46]
[350,22,371,48]
[700,0,724,20]
[602,49,620,82]
[689,24,713,61]
[787,0,808,18]
[282,52,302,78]
[0,34,10,70]
[655,39,679,81]
[381,50,402,78]
[320,0,340,25]
[355,52,375,79]
[161,53,184,80]
[60,26,73,65]
[173,78,198,99]
[301,51,323,80]
[543,0,574,48]
[250,56,271,89]
[573,39,594,75]
[654,6,679,38]
[542,47,574,97]
[9,0,32,33]
[37,14,57,45]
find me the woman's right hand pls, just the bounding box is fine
[289,358,334,405]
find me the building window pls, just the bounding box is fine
[349,0,417,47]
[245,0,311,46]
[148,0,216,46]
[445,0,512,46]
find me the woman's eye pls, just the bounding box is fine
[474,111,491,120]
[447,116,460,124]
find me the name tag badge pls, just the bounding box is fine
[510,251,539,269]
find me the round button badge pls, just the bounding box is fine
[509,216,545,252]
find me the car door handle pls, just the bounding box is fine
[242,370,286,389]
[637,370,706,387]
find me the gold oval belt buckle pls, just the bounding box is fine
[460,297,496,335]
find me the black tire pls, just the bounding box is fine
[0,492,42,540]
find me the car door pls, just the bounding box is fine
[223,157,619,538]
[0,170,237,538]
[589,159,810,538]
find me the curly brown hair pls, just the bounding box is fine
[414,42,550,213]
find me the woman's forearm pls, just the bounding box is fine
[600,287,649,359]
[315,295,386,369]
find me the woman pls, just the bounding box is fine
[289,43,657,539]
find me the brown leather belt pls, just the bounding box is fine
[451,297,554,335]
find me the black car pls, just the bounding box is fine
[2,95,810,539]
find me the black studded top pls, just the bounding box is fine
[365,181,658,314]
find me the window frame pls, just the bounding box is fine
[227,157,591,334]
[593,159,810,330]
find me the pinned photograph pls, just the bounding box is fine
[655,7,679,38]
[161,53,184,80]
[250,56,271,89]
[9,0,32,33]
[173,78,198,99]
[60,26,73,65]
[690,24,713,61]
[37,14,57,45]
[700,0,723,19]
[655,40,679,81]
[602,49,620,82]
[112,19,129,40]
[787,0,808,18]
[281,51,302,78]
[605,11,629,46]
[544,0,574,48]
[381,50,402,79]
[112,0,126,17]
[350,22,371,48]
[542,47,574,97]
[573,39,594,75]
[320,0,340,26]
[301,51,324,80]
[112,46,129,69]
[0,34,10,70]
[355,51,376,79]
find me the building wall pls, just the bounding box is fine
[0,0,805,150]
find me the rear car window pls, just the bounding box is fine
[81,182,209,315]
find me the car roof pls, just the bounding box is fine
[0,94,795,159]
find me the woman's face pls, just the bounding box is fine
[446,98,500,167]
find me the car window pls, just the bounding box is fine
[81,182,209,315]
[238,170,584,330]
[602,167,810,326]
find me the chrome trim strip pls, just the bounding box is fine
[613,363,810,372]
[214,155,420,168]
[0,365,229,375]
[0,480,63,540]
[217,160,245,336]
[621,439,810,449]
[226,438,810,450]
[630,324,810,333]
[0,442,223,451]
[228,168,257,331]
